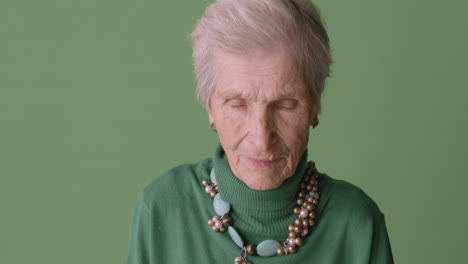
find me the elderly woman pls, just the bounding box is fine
[127,0,393,263]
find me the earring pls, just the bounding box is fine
[210,122,217,132]
[312,119,319,128]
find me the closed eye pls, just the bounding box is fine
[227,98,247,108]
[275,99,298,110]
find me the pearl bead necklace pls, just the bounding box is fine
[201,161,320,264]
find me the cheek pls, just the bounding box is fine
[214,108,247,146]
[212,105,243,129]
[222,108,245,126]
[276,111,310,141]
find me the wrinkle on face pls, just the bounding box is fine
[209,48,313,190]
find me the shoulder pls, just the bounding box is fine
[317,172,383,219]
[138,157,213,210]
[315,173,394,261]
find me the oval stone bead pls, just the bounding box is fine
[256,240,281,257]
[228,226,244,248]
[213,194,231,216]
[210,169,218,185]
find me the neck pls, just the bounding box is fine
[212,143,308,244]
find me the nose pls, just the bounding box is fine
[248,107,277,151]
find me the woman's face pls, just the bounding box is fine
[209,49,315,190]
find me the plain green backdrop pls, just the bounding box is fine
[1,0,467,263]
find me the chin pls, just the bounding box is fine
[238,162,291,190]
[246,180,284,191]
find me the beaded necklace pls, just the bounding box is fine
[201,161,320,264]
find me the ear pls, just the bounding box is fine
[207,96,215,124]
[308,111,316,126]
[309,114,319,128]
[208,112,214,124]
[309,116,314,126]
[208,102,216,125]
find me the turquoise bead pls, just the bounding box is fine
[213,193,231,216]
[210,169,218,185]
[228,226,244,248]
[257,240,281,257]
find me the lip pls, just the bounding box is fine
[245,156,279,167]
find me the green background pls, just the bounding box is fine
[1,0,467,263]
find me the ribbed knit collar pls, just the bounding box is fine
[212,143,308,213]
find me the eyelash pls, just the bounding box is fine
[229,103,245,108]
[226,100,297,110]
[275,101,297,110]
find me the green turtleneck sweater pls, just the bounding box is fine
[126,145,393,263]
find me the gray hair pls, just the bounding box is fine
[189,0,333,118]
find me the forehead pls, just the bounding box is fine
[214,49,306,100]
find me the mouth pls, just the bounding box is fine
[245,156,280,167]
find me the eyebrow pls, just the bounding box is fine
[219,90,300,101]
[218,92,246,101]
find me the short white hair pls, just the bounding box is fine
[190,0,333,117]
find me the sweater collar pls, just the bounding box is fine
[212,143,308,213]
